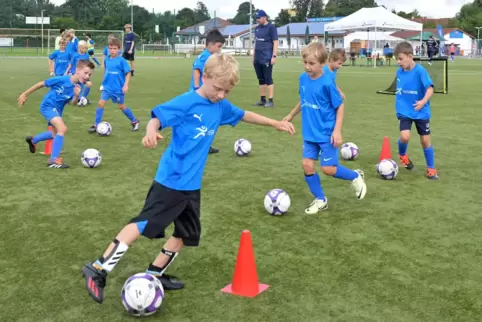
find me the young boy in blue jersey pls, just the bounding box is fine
[283,43,367,214]
[88,37,139,133]
[19,60,95,169]
[67,40,94,104]
[191,29,225,154]
[48,38,71,76]
[323,48,346,99]
[81,52,295,304]
[65,29,78,56]
[393,42,438,180]
[85,33,101,67]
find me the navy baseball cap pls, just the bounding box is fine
[256,10,267,18]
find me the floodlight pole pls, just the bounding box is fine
[41,9,45,55]
[249,0,252,56]
[131,0,134,31]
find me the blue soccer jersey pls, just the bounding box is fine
[299,72,343,143]
[395,64,433,120]
[102,56,131,94]
[40,76,77,110]
[49,50,71,76]
[151,91,245,191]
[322,64,338,81]
[190,49,211,90]
[66,37,79,55]
[70,52,91,74]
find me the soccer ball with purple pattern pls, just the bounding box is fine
[340,142,359,161]
[377,158,399,180]
[121,273,164,317]
[96,121,112,136]
[264,189,291,216]
[81,148,102,168]
[234,138,252,156]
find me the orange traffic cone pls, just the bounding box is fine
[378,136,392,162]
[40,126,54,155]
[221,230,269,298]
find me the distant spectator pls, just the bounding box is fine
[55,28,65,50]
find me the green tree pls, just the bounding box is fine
[230,1,256,25]
[194,1,210,23]
[274,9,292,26]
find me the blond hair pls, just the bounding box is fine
[302,42,328,64]
[204,53,240,86]
[394,42,414,56]
[329,48,346,62]
[78,40,87,48]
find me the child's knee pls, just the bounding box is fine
[302,159,316,174]
[118,104,126,110]
[400,131,410,142]
[57,124,68,134]
[98,101,105,108]
[321,166,336,176]
[420,135,431,148]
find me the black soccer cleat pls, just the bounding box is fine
[25,136,36,153]
[209,146,219,154]
[252,100,266,107]
[47,158,69,169]
[88,125,97,133]
[82,262,108,304]
[155,274,184,290]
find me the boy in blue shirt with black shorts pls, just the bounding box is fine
[18,60,95,168]
[48,38,71,76]
[81,52,295,304]
[190,29,226,154]
[284,42,367,214]
[393,42,438,180]
[88,37,139,133]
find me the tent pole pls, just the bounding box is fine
[374,26,377,68]
[420,29,423,58]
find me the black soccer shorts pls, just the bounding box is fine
[399,117,431,136]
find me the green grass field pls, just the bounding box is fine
[1,56,482,322]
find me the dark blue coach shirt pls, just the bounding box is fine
[254,22,278,64]
[124,32,135,53]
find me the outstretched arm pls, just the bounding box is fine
[242,111,295,135]
[283,102,301,121]
[17,81,45,108]
[142,118,164,148]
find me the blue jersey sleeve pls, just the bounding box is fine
[192,54,208,71]
[103,46,108,56]
[89,39,95,45]
[220,100,245,127]
[44,76,63,88]
[270,24,279,41]
[121,58,132,74]
[327,82,343,109]
[151,98,187,129]
[419,67,433,91]
[49,50,58,60]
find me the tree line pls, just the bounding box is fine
[0,0,481,42]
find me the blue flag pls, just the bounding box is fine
[436,25,446,56]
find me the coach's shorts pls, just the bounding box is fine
[303,140,339,167]
[122,52,135,61]
[100,91,125,104]
[399,117,431,135]
[129,181,201,247]
[253,61,274,85]
[40,105,64,124]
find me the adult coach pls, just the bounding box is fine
[252,10,278,107]
[123,24,135,76]
[426,35,437,65]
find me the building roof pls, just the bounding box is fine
[391,28,475,39]
[218,24,256,38]
[175,17,231,35]
[411,17,451,26]
[277,22,346,36]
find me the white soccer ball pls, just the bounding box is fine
[96,121,112,136]
[121,273,164,317]
[81,148,102,168]
[77,97,88,107]
[377,158,399,180]
[264,189,291,216]
[340,142,359,160]
[234,138,252,156]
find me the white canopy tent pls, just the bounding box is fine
[325,6,423,67]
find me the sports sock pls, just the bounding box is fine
[304,173,325,200]
[83,87,91,99]
[260,96,266,102]
[92,57,101,66]
[398,139,408,156]
[49,134,64,162]
[122,107,136,122]
[32,131,53,144]
[333,165,358,181]
[423,145,435,168]
[146,249,179,276]
[95,107,104,125]
[95,239,129,272]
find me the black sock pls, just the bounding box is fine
[269,98,273,102]
[261,96,266,102]
[147,263,163,275]
[131,70,134,76]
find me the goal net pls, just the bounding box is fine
[142,44,172,55]
[377,57,448,95]
[0,28,124,56]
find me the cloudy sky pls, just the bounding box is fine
[50,0,473,19]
